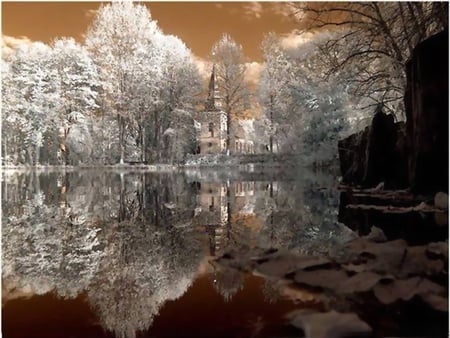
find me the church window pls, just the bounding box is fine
[209,122,214,137]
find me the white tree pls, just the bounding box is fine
[2,42,58,165]
[153,34,202,163]
[85,2,160,164]
[51,38,100,164]
[211,34,249,155]
[258,32,354,165]
[85,2,201,164]
[258,33,293,153]
[291,2,448,116]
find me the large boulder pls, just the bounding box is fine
[404,29,449,193]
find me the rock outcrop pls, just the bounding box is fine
[404,29,449,193]
[339,30,448,194]
[338,118,408,189]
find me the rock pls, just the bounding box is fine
[434,192,448,210]
[294,269,348,290]
[338,117,408,189]
[426,241,448,260]
[420,292,448,312]
[336,271,391,294]
[373,277,446,306]
[342,237,444,278]
[364,226,387,243]
[254,252,331,278]
[434,211,448,226]
[287,309,372,338]
[397,245,445,278]
[362,109,398,188]
[338,127,370,185]
[405,29,449,194]
[279,283,319,303]
[339,29,448,194]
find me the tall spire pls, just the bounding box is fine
[205,65,217,111]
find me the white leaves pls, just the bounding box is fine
[258,32,357,160]
[163,128,176,137]
[3,1,202,165]
[67,111,84,123]
[2,41,56,160]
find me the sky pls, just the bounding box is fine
[1,1,301,63]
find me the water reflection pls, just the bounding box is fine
[2,169,350,338]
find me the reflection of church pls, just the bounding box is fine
[194,66,254,155]
[193,181,256,256]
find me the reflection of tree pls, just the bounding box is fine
[87,265,160,338]
[2,171,105,299]
[261,278,281,304]
[2,171,203,338]
[211,265,244,302]
[3,168,357,337]
[87,214,203,338]
[79,172,202,338]
[252,169,354,255]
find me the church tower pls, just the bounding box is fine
[204,65,222,111]
[193,65,227,154]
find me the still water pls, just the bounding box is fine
[2,168,445,338]
[2,168,348,338]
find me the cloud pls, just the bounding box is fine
[269,2,297,21]
[85,9,98,19]
[242,2,263,20]
[245,61,263,85]
[2,35,32,58]
[215,3,263,21]
[193,56,211,80]
[279,31,314,50]
[2,35,32,49]
[193,56,261,85]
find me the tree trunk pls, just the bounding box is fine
[64,129,70,166]
[141,124,146,163]
[119,115,125,164]
[3,138,7,165]
[119,173,126,222]
[35,143,40,166]
[154,110,159,162]
[226,105,231,156]
[226,181,232,240]
[268,95,274,153]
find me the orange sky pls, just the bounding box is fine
[1,2,300,62]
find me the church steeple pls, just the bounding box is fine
[205,65,220,111]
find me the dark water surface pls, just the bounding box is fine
[1,168,446,338]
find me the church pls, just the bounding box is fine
[194,66,254,155]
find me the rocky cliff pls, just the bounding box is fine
[339,30,448,194]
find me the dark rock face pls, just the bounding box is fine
[405,29,449,193]
[339,30,448,194]
[338,127,370,186]
[339,119,408,189]
[363,112,404,189]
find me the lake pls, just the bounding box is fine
[1,168,446,338]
